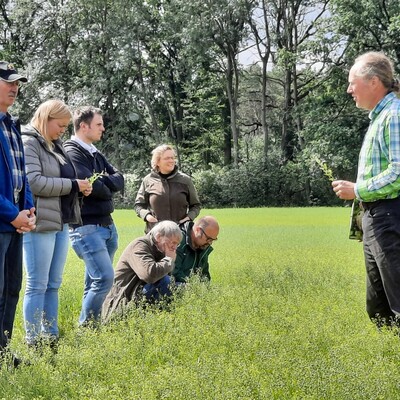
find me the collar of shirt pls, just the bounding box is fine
[0,111,13,128]
[71,134,98,155]
[369,92,396,122]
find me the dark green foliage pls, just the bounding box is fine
[1,0,400,206]
[193,155,343,208]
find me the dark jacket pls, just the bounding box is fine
[0,114,34,232]
[64,139,124,226]
[22,125,81,231]
[102,233,174,322]
[134,166,201,233]
[173,221,213,283]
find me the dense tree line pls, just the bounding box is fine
[1,0,399,207]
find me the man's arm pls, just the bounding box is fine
[124,240,174,284]
[95,151,124,193]
[356,112,400,201]
[66,144,114,200]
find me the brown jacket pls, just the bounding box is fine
[134,166,201,233]
[102,233,174,322]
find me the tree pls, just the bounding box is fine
[182,0,256,166]
[248,0,274,161]
[331,0,400,61]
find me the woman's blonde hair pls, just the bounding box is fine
[30,99,71,163]
[31,100,72,145]
[151,144,176,171]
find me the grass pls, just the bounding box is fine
[2,207,400,399]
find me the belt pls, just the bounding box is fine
[69,223,111,231]
[361,196,400,211]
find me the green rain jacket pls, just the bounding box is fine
[173,221,213,283]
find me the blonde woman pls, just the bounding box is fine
[134,144,201,233]
[21,100,91,347]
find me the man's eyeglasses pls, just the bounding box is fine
[199,227,218,243]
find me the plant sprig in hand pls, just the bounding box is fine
[314,158,335,182]
[87,171,105,184]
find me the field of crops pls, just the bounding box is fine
[2,208,400,399]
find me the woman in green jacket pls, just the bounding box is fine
[134,144,201,233]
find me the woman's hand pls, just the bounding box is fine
[146,214,158,223]
[178,216,190,224]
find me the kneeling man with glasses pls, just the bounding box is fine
[173,216,219,283]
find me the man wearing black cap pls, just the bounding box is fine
[0,61,36,366]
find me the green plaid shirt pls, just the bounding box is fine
[355,92,400,202]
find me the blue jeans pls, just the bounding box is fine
[23,224,69,344]
[0,232,23,349]
[142,275,173,302]
[69,224,118,325]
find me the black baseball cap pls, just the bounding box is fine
[0,61,27,83]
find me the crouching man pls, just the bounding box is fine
[173,216,219,283]
[102,220,182,322]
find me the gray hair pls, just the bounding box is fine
[354,51,400,93]
[150,220,182,241]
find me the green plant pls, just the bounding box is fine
[3,209,400,399]
[87,171,105,184]
[315,157,335,182]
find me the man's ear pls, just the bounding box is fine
[370,75,381,88]
[193,225,201,237]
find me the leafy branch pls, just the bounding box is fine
[87,171,105,184]
[314,158,335,182]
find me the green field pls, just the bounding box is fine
[2,208,400,399]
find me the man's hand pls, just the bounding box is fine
[164,247,177,261]
[11,208,36,233]
[158,237,179,261]
[332,180,356,200]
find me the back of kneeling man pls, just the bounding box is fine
[102,220,182,321]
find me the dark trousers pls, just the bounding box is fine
[362,197,400,324]
[0,232,23,348]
